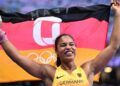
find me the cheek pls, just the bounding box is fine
[57,46,64,51]
[73,47,77,54]
[56,48,63,54]
[58,48,64,54]
[73,46,76,50]
[56,48,65,57]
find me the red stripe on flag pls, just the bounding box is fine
[1,18,108,50]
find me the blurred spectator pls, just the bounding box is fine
[116,68,120,84]
[0,0,5,9]
[0,0,111,13]
[93,0,110,5]
[3,0,22,12]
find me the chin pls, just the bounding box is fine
[65,56,75,60]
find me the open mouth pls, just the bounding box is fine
[64,50,74,56]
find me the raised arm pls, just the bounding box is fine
[82,0,120,75]
[0,21,55,80]
[92,0,120,74]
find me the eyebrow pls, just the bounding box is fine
[61,41,74,43]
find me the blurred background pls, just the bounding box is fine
[0,0,120,86]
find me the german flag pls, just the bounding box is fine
[0,4,110,83]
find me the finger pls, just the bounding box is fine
[116,0,120,6]
[0,29,5,34]
[0,15,2,28]
[0,16,2,22]
[111,0,115,6]
[111,0,114,4]
[113,0,120,5]
[112,0,118,5]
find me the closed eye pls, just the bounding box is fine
[59,43,66,47]
[69,42,75,46]
[59,42,75,47]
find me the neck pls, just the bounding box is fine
[61,61,76,72]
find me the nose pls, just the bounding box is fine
[65,44,71,49]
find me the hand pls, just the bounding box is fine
[0,16,8,44]
[0,29,7,44]
[111,0,120,16]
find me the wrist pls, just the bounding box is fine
[114,12,120,17]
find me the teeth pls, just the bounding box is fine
[65,51,73,56]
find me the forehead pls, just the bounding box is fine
[58,36,74,43]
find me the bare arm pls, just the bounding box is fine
[0,24,56,80]
[82,0,120,75]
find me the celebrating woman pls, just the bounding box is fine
[0,0,120,86]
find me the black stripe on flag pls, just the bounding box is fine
[0,4,110,23]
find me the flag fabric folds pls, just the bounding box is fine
[0,5,110,83]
